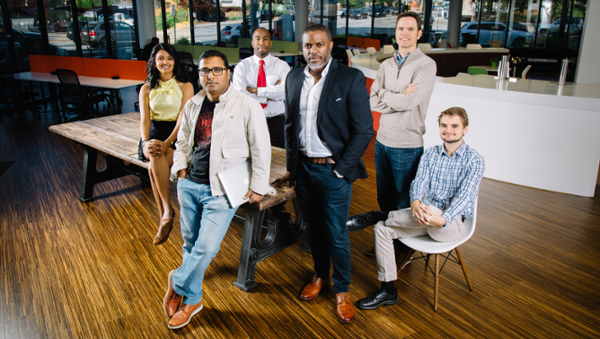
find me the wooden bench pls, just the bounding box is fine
[49,112,305,291]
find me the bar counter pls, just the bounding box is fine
[351,52,600,197]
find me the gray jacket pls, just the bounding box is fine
[171,85,272,196]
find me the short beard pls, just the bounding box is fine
[308,55,330,71]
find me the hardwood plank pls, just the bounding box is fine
[1,111,600,338]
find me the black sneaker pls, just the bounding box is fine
[347,211,388,231]
[356,287,399,310]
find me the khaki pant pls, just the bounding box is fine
[374,206,464,282]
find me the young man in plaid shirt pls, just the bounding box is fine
[356,107,485,310]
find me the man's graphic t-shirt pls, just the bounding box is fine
[187,98,216,184]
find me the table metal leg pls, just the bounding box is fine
[234,197,306,291]
[79,144,132,202]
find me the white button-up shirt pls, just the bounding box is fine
[232,54,290,118]
[299,58,333,157]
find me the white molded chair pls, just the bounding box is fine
[383,44,395,54]
[366,47,377,54]
[346,49,355,66]
[466,43,482,50]
[521,65,532,79]
[399,198,478,311]
[417,43,432,51]
[352,49,362,56]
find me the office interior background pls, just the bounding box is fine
[0,0,590,76]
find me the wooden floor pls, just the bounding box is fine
[1,110,600,339]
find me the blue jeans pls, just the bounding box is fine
[295,157,353,294]
[172,178,238,305]
[375,141,423,212]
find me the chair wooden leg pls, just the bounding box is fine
[425,253,431,272]
[455,247,473,291]
[434,253,439,311]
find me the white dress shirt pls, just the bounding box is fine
[232,54,290,118]
[299,58,333,158]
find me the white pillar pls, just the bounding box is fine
[447,0,463,48]
[575,0,600,84]
[136,0,158,48]
[295,0,308,44]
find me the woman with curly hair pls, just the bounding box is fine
[139,43,194,245]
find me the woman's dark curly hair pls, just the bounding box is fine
[145,43,189,89]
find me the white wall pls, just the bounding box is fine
[575,0,600,85]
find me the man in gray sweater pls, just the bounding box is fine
[347,12,437,258]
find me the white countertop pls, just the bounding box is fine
[351,48,510,79]
[436,75,600,111]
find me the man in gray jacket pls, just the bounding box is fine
[162,50,271,330]
[347,12,437,258]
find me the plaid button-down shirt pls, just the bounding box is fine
[409,142,485,226]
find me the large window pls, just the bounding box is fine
[6,0,43,70]
[537,0,586,51]
[507,0,538,49]
[373,0,398,47]
[347,0,370,40]
[272,0,295,41]
[192,0,224,46]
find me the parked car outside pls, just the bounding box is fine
[67,20,98,41]
[221,24,243,42]
[460,21,534,48]
[538,17,583,37]
[373,6,386,17]
[337,9,346,17]
[349,8,368,20]
[78,21,135,49]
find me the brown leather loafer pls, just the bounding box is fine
[167,301,203,329]
[364,245,375,257]
[336,292,355,323]
[163,270,181,318]
[154,217,173,245]
[299,275,330,301]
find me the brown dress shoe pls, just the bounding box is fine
[365,246,375,257]
[167,302,203,329]
[300,275,330,300]
[163,270,181,318]
[154,217,173,245]
[336,292,355,323]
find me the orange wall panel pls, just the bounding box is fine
[364,77,381,131]
[29,55,57,73]
[55,57,85,75]
[362,38,380,51]
[114,60,147,80]
[347,36,363,49]
[83,58,116,78]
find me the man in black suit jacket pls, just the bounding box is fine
[272,24,373,324]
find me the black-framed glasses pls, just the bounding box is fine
[199,67,226,77]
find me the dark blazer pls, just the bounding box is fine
[284,60,374,185]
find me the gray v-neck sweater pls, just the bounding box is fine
[370,48,437,148]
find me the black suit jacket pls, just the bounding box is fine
[284,60,374,185]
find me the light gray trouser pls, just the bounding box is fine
[374,206,463,282]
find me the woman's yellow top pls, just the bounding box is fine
[149,77,183,121]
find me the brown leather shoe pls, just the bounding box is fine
[299,275,330,301]
[154,217,173,245]
[163,270,181,318]
[336,292,355,323]
[365,246,375,257]
[167,302,203,329]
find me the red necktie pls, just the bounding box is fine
[257,60,267,109]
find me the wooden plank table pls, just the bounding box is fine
[49,112,305,291]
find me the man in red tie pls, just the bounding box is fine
[232,28,290,148]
